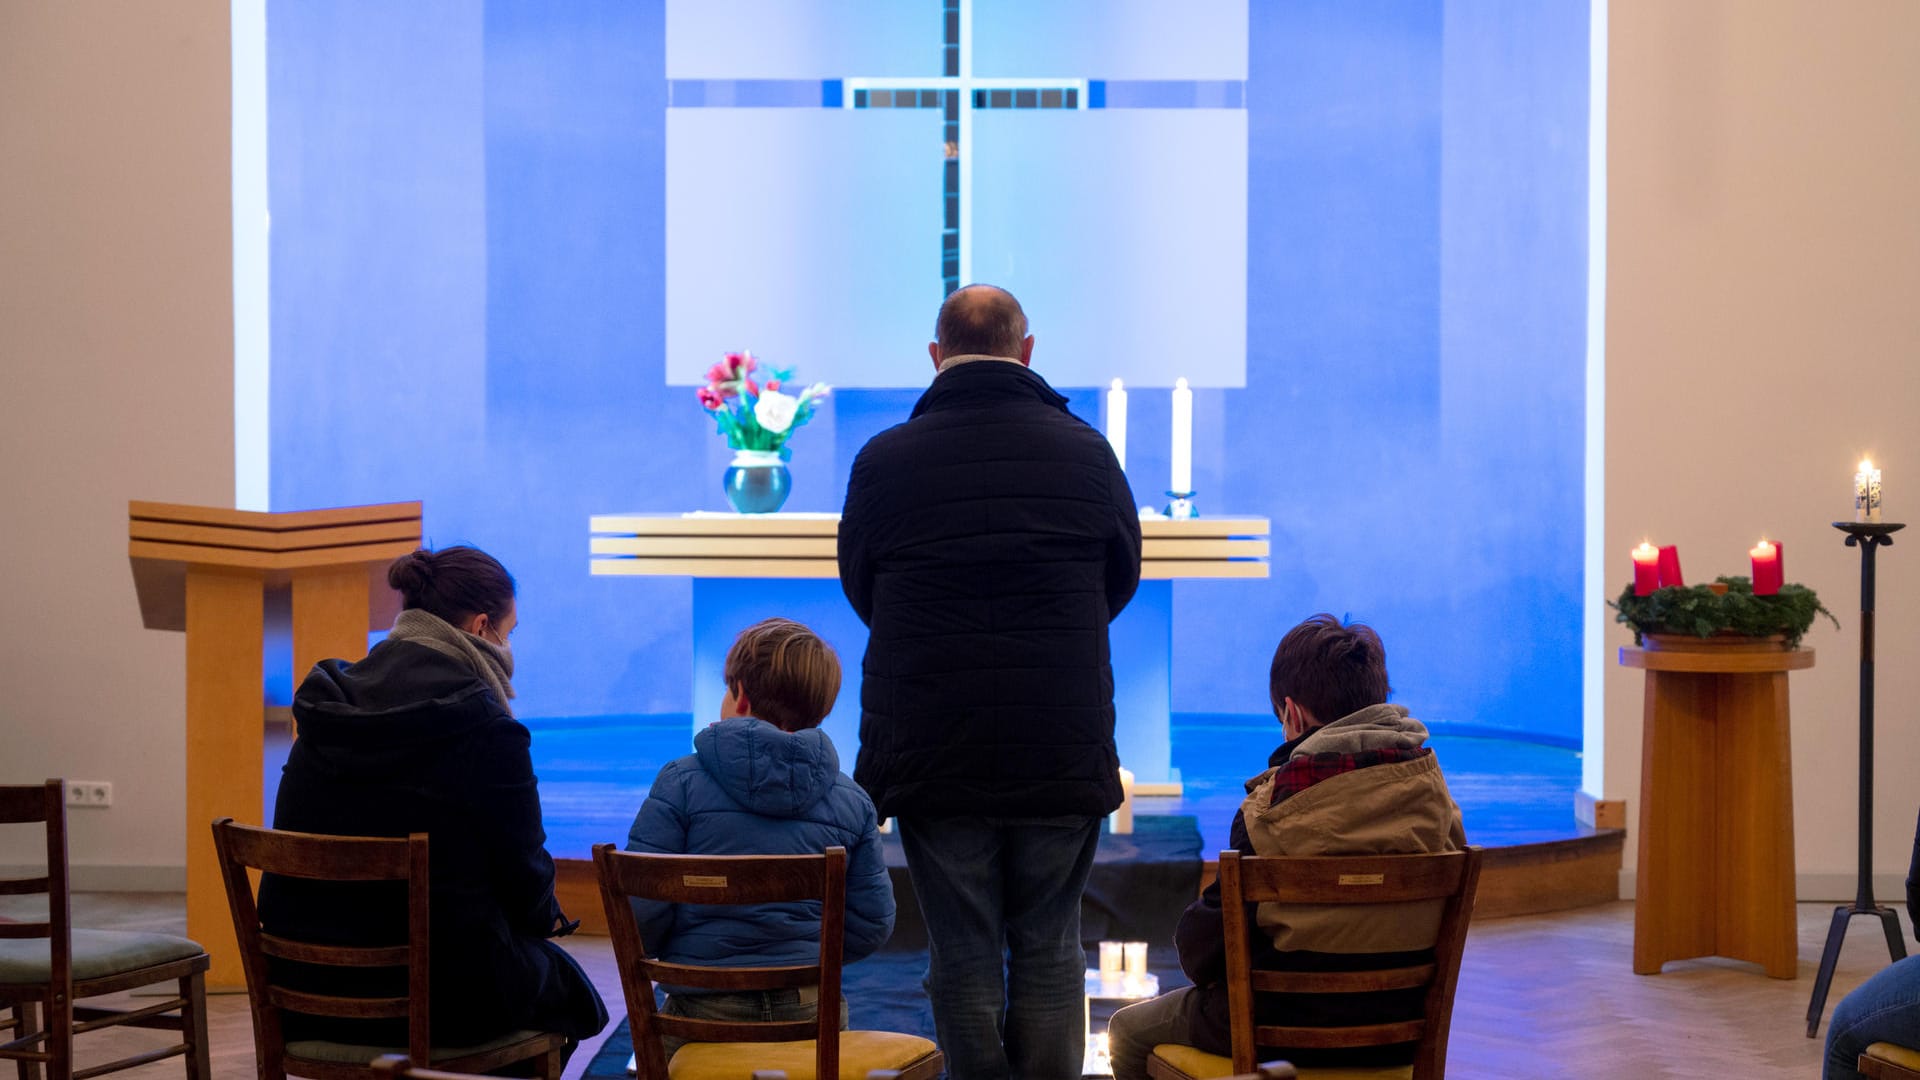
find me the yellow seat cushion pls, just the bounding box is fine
[1151,1043,1413,1080]
[668,1030,938,1080]
[1866,1043,1920,1070]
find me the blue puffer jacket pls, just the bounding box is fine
[624,717,894,968]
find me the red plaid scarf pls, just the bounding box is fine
[1268,746,1432,807]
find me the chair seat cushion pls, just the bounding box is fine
[286,1029,550,1066]
[0,930,206,985]
[669,1030,938,1080]
[1152,1043,1413,1080]
[1866,1043,1920,1070]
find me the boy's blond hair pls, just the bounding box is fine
[723,618,842,732]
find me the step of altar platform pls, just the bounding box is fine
[552,820,1624,936]
[506,713,1617,933]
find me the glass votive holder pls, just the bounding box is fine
[1099,940,1124,974]
[1124,941,1149,977]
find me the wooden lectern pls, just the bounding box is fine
[128,501,423,986]
[1621,634,1814,979]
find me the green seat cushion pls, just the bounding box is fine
[0,930,206,985]
[286,1029,551,1066]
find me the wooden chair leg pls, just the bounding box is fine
[541,1043,565,1080]
[44,994,70,1080]
[10,1001,43,1080]
[178,974,211,1080]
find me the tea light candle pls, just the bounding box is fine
[1855,458,1883,523]
[1750,539,1783,596]
[1106,379,1128,470]
[1632,542,1660,596]
[1170,377,1193,495]
[1110,767,1135,835]
[1099,941,1124,975]
[1124,941,1149,978]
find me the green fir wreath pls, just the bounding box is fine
[1612,577,1839,649]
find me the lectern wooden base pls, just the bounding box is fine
[1621,636,1814,979]
[130,501,421,986]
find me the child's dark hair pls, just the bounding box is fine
[723,618,842,733]
[387,546,516,626]
[1268,613,1391,725]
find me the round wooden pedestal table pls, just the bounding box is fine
[1620,634,1815,979]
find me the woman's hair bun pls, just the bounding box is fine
[386,548,436,602]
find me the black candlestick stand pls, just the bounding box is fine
[1806,521,1909,1037]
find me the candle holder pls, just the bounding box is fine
[1164,491,1198,520]
[1807,520,1908,1037]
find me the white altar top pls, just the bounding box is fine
[588,512,1269,580]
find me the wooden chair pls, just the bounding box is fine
[1148,848,1484,1080]
[593,843,941,1080]
[1862,1043,1920,1080]
[211,819,568,1080]
[0,779,211,1080]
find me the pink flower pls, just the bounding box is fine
[743,378,760,397]
[705,361,730,384]
[766,379,782,392]
[696,387,723,409]
[725,352,749,374]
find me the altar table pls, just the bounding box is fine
[589,512,1270,792]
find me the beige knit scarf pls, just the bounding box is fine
[387,608,516,714]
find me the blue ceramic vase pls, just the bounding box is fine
[723,449,791,513]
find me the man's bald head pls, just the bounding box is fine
[933,285,1031,363]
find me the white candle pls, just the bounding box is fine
[1856,458,1883,523]
[1099,941,1124,974]
[1110,766,1135,835]
[1106,379,1128,469]
[1170,377,1192,494]
[1124,941,1149,978]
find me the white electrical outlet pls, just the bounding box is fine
[65,781,112,808]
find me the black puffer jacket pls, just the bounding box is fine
[258,640,605,1045]
[839,360,1142,819]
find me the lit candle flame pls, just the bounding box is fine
[1633,541,1657,559]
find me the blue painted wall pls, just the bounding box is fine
[267,1,1588,742]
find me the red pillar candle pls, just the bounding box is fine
[1751,539,1784,595]
[1632,542,1660,596]
[1656,545,1684,588]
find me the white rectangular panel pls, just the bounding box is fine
[969,109,1247,388]
[666,109,946,387]
[972,0,1247,80]
[668,0,942,79]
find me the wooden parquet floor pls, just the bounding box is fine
[21,894,1906,1080]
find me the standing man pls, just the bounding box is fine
[839,284,1142,1079]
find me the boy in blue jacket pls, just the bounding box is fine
[625,618,894,1059]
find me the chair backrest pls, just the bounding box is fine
[592,843,848,1080]
[0,781,71,996]
[211,819,432,1067]
[1217,848,1483,1080]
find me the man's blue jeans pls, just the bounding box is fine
[898,815,1103,1080]
[1826,954,1920,1079]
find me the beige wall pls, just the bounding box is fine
[1604,0,1920,896]
[0,4,233,885]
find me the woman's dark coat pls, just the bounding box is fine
[838,360,1143,819]
[257,639,605,1046]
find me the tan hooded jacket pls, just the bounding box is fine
[1237,704,1467,954]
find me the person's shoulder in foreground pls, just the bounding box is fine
[625,618,894,966]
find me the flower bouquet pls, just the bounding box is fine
[696,351,830,454]
[696,351,830,512]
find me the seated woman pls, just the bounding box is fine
[258,546,607,1057]
[1825,806,1920,1078]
